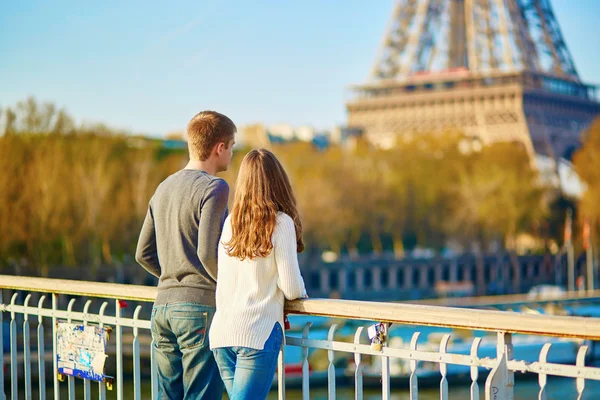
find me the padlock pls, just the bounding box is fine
[367,323,381,340]
[371,340,383,351]
[284,316,291,330]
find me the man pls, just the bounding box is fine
[136,111,235,399]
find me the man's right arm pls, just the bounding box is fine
[135,205,161,278]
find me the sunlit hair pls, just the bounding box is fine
[225,149,304,260]
[186,111,236,161]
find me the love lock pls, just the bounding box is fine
[368,322,386,352]
[371,338,383,351]
[105,377,115,391]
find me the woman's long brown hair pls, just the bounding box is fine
[224,149,304,260]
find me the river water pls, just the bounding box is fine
[25,305,600,399]
[267,377,600,399]
[35,376,600,399]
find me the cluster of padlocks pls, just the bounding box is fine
[368,322,387,351]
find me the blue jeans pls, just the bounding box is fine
[151,302,224,400]
[212,323,283,400]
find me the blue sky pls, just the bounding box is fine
[1,0,599,136]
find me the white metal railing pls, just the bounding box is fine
[282,299,600,400]
[2,275,600,400]
[1,276,157,400]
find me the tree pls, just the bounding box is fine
[446,141,546,251]
[3,107,16,135]
[573,118,600,247]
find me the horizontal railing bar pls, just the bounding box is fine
[285,299,600,340]
[286,336,494,367]
[411,290,600,307]
[3,275,600,339]
[0,275,156,302]
[509,359,600,379]
[0,304,151,330]
[286,337,600,380]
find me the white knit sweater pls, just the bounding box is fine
[209,212,307,350]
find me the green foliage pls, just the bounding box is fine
[262,134,547,257]
[0,98,187,273]
[0,97,556,269]
[573,117,600,246]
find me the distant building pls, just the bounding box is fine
[234,122,366,151]
[295,125,316,142]
[267,124,295,141]
[347,0,600,161]
[236,124,270,148]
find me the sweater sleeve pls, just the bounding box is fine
[198,178,230,281]
[274,214,307,300]
[135,203,161,278]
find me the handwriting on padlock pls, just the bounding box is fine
[367,323,384,339]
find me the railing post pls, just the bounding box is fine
[115,300,124,400]
[409,332,420,400]
[38,296,47,400]
[0,291,5,400]
[381,323,390,400]
[470,338,482,400]
[52,293,60,400]
[537,343,552,400]
[278,339,286,400]
[67,298,76,400]
[132,306,142,400]
[499,332,514,390]
[354,327,364,400]
[98,302,108,400]
[576,345,589,399]
[327,324,338,400]
[83,300,93,400]
[23,294,32,400]
[10,293,18,400]
[485,332,514,400]
[302,322,312,400]
[439,334,451,400]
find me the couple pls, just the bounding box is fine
[135,111,307,400]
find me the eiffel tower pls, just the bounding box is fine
[346,0,600,159]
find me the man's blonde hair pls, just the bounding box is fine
[186,111,236,161]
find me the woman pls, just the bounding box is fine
[209,148,307,400]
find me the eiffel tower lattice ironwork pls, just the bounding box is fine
[346,0,599,159]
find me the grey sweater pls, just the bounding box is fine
[135,169,229,307]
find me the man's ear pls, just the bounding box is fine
[214,141,226,155]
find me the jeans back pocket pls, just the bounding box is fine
[170,309,208,349]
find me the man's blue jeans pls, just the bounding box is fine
[151,302,224,400]
[212,323,283,400]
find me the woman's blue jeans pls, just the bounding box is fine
[212,323,283,400]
